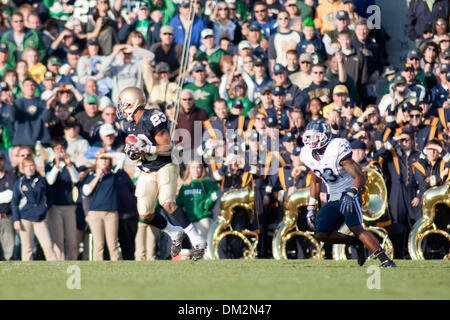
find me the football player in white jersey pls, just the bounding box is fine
[118,87,207,260]
[301,120,396,267]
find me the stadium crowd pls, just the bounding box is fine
[0,0,448,261]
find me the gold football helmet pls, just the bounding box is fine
[117,87,147,121]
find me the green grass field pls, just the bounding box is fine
[0,260,448,300]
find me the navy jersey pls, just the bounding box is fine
[123,108,172,172]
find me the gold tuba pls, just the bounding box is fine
[206,187,259,259]
[408,182,450,260]
[272,188,324,260]
[332,167,393,260]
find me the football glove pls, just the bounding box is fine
[306,205,317,230]
[125,135,156,155]
[339,187,359,216]
[124,144,141,161]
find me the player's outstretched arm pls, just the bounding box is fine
[340,158,366,191]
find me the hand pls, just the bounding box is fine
[306,205,317,230]
[150,10,163,23]
[125,135,155,155]
[96,17,105,28]
[124,143,142,161]
[335,51,344,64]
[340,187,359,216]
[319,95,330,104]
[411,197,420,207]
[14,221,23,231]
[63,152,71,165]
[306,44,315,53]
[189,46,197,59]
[263,195,270,206]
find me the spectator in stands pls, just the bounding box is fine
[93,123,124,152]
[45,137,80,260]
[74,94,103,142]
[290,53,313,90]
[0,153,16,261]
[149,25,183,81]
[12,78,54,147]
[0,11,46,67]
[0,43,12,78]
[174,88,208,150]
[314,0,345,35]
[100,43,149,103]
[296,17,327,64]
[177,160,218,247]
[63,119,90,168]
[12,156,57,261]
[85,0,122,55]
[252,1,277,38]
[210,1,238,48]
[405,0,448,42]
[169,0,206,48]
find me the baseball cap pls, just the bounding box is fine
[261,84,272,94]
[66,44,81,55]
[0,43,7,53]
[393,75,406,86]
[299,53,312,63]
[439,63,449,73]
[292,145,301,156]
[48,56,61,65]
[336,10,349,20]
[333,84,349,95]
[85,94,98,104]
[350,140,366,150]
[44,71,55,80]
[87,38,99,46]
[273,63,286,74]
[407,50,421,60]
[382,65,397,77]
[273,85,285,96]
[201,28,214,39]
[193,62,205,72]
[283,131,295,142]
[231,100,244,109]
[139,2,150,9]
[253,57,265,67]
[160,25,174,35]
[179,1,190,8]
[238,40,252,51]
[249,22,261,32]
[99,124,117,137]
[156,62,170,73]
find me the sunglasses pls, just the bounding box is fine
[313,71,324,74]
[256,117,266,121]
[409,114,421,118]
[254,9,266,13]
[163,33,173,36]
[278,16,289,20]
[218,7,229,11]
[182,98,193,101]
[228,7,236,11]
[343,104,354,108]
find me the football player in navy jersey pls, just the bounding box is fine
[117,87,207,260]
[301,120,396,267]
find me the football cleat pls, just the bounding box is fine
[191,241,207,261]
[170,229,184,257]
[380,259,397,268]
[355,241,367,267]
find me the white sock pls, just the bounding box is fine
[163,222,181,235]
[184,223,203,246]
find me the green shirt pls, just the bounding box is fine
[149,0,177,26]
[194,48,226,77]
[176,178,218,222]
[136,19,151,38]
[0,63,13,78]
[184,82,220,117]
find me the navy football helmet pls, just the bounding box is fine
[302,120,332,150]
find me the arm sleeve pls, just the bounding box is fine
[11,182,21,222]
[67,165,80,183]
[45,165,59,185]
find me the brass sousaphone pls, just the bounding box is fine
[332,167,394,260]
[206,187,259,259]
[408,182,450,260]
[272,187,324,260]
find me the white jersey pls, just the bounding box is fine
[300,138,354,200]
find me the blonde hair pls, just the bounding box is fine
[210,1,228,22]
[182,160,205,185]
[19,155,35,174]
[22,47,39,65]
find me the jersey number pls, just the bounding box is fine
[313,168,338,183]
[150,113,167,127]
